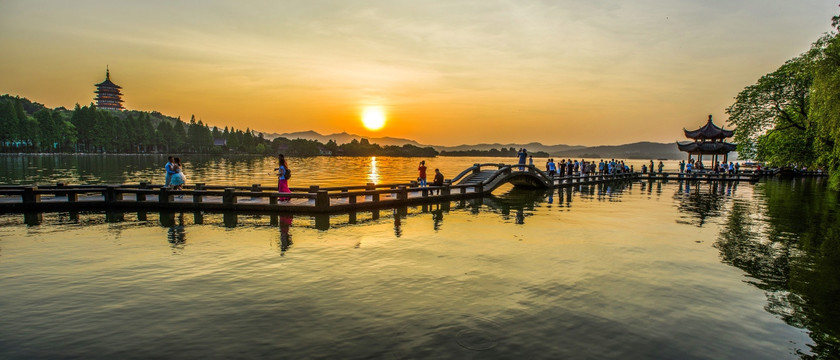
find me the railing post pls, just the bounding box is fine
[249,183,261,199]
[136,186,147,201]
[223,188,237,205]
[269,193,278,205]
[315,190,329,210]
[105,185,122,204]
[397,185,408,201]
[159,187,172,204]
[194,183,205,190]
[193,189,203,203]
[442,181,451,196]
[22,186,40,204]
[367,183,379,202]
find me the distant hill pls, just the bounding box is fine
[438,141,692,160]
[262,130,424,147]
[435,142,585,154]
[553,141,688,160]
[258,130,703,160]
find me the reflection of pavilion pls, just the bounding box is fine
[677,115,737,165]
[673,181,737,227]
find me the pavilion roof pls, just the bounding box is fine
[94,68,121,89]
[676,141,737,154]
[683,115,733,140]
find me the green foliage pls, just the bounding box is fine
[726,21,840,186]
[754,126,816,167]
[810,30,840,187]
[725,44,818,159]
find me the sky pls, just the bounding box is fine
[0,1,837,146]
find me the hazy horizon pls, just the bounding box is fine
[1,1,836,146]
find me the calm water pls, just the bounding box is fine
[0,155,838,359]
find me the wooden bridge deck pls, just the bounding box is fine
[0,164,823,214]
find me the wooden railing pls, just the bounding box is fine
[1,165,824,214]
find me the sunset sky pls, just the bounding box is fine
[1,1,836,146]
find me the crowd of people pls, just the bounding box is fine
[679,159,743,174]
[543,157,633,176]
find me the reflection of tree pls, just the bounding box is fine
[673,182,731,227]
[714,179,840,358]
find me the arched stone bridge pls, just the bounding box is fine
[450,163,554,192]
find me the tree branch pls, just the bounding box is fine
[773,103,806,130]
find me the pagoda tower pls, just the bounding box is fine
[677,115,737,165]
[94,67,124,110]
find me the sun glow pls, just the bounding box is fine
[361,106,386,131]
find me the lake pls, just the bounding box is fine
[0,155,837,359]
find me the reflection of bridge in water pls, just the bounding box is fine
[3,178,764,257]
[9,179,641,232]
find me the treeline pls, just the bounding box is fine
[440,147,549,157]
[272,137,438,157]
[0,95,438,157]
[727,8,840,188]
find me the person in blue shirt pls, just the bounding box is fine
[164,156,176,187]
[517,148,527,171]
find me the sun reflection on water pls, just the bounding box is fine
[367,156,379,184]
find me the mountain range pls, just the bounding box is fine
[262,131,696,160]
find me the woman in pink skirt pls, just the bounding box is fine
[275,154,291,201]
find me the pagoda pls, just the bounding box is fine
[677,115,737,166]
[94,67,124,110]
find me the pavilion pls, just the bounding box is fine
[677,115,737,166]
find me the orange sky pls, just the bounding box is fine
[1,1,836,146]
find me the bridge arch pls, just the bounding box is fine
[452,163,552,192]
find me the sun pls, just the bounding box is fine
[361,106,386,131]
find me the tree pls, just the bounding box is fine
[172,120,187,151]
[725,30,840,168]
[725,43,821,160]
[810,16,840,186]
[0,99,20,146]
[157,120,174,152]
